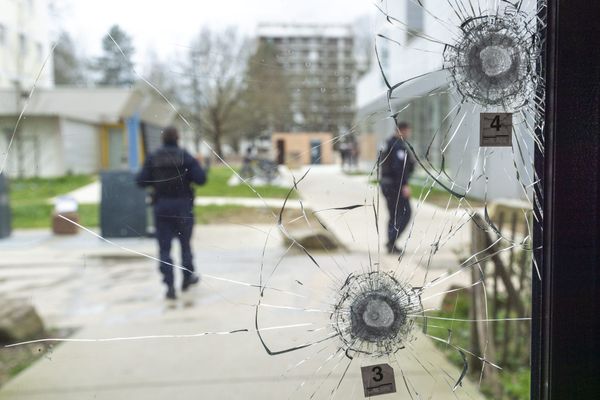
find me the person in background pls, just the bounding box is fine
[136,126,207,300]
[380,121,415,254]
[240,145,255,179]
[339,141,350,170]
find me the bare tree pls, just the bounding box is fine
[178,28,248,159]
[145,50,181,104]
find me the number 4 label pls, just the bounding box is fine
[361,363,397,397]
[480,113,513,147]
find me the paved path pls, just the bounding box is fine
[0,167,485,399]
[295,165,474,309]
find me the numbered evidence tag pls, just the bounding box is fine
[480,113,513,147]
[361,363,396,397]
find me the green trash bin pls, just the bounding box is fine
[100,171,148,238]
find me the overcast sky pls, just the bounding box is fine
[57,0,377,65]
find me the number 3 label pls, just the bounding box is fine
[372,366,384,382]
[361,363,396,397]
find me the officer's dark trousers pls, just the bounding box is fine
[153,198,195,287]
[381,184,412,246]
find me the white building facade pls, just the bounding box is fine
[0,87,179,178]
[0,0,54,89]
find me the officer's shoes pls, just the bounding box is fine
[386,243,404,255]
[182,274,201,291]
[166,286,177,300]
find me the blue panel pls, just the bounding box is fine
[126,112,140,171]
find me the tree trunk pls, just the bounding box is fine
[212,129,224,161]
[209,107,225,161]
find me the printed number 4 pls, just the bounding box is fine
[491,115,502,131]
[372,366,384,382]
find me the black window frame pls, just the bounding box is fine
[532,0,600,398]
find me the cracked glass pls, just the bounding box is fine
[0,0,544,399]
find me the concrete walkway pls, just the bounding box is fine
[0,167,485,399]
[295,165,474,309]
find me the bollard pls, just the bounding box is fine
[52,196,79,235]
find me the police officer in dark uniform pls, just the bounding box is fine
[136,127,206,299]
[380,121,415,254]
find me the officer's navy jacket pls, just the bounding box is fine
[380,136,415,188]
[136,144,206,202]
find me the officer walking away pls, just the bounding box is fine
[380,121,415,254]
[136,127,207,300]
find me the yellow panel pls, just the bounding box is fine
[100,123,125,169]
[138,132,145,164]
[100,125,109,169]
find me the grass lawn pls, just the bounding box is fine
[409,182,462,207]
[369,177,484,208]
[9,167,295,229]
[198,166,296,199]
[10,175,95,203]
[10,175,96,229]
[12,203,281,229]
[410,182,485,208]
[431,291,530,399]
[343,170,372,176]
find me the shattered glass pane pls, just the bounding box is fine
[0,0,545,398]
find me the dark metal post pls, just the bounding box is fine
[533,0,600,398]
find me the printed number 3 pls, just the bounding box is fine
[372,366,384,382]
[491,115,502,131]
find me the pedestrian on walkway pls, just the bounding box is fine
[136,126,207,300]
[349,140,360,171]
[380,121,415,254]
[339,141,350,170]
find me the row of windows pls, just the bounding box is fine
[290,102,355,112]
[268,37,352,47]
[288,74,355,81]
[292,103,356,112]
[289,86,355,94]
[290,109,355,117]
[274,39,354,50]
[290,87,355,95]
[290,84,356,92]
[277,62,357,72]
[290,101,356,110]
[0,23,44,61]
[276,50,354,61]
